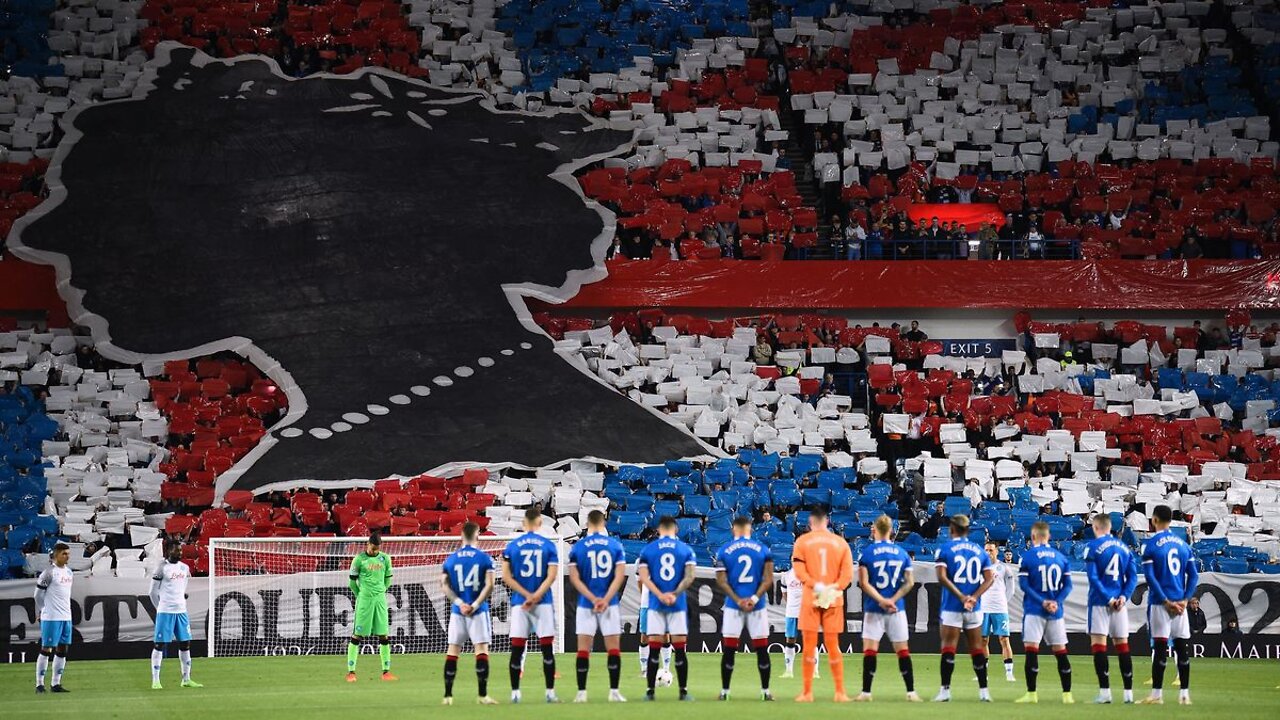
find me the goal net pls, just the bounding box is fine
[208,536,565,658]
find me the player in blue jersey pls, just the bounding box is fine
[1015,522,1075,705]
[637,516,697,701]
[1140,505,1199,705]
[566,509,628,703]
[932,515,995,702]
[854,516,920,703]
[501,508,561,704]
[713,517,775,702]
[440,522,498,705]
[1082,513,1139,704]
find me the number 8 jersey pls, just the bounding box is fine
[638,537,696,612]
[935,537,991,613]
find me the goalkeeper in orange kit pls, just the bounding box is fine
[790,506,854,703]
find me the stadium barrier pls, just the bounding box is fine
[2,562,1278,661]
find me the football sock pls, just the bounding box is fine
[898,649,915,693]
[541,638,556,690]
[1025,647,1039,692]
[576,651,590,692]
[862,650,877,693]
[607,649,622,690]
[476,654,490,697]
[1055,649,1072,692]
[510,638,526,690]
[1092,644,1110,689]
[444,655,458,696]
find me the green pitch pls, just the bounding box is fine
[2,653,1277,719]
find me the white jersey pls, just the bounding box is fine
[152,560,192,614]
[640,584,649,610]
[36,565,74,621]
[980,561,1016,614]
[783,569,803,618]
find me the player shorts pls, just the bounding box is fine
[40,620,72,647]
[940,609,983,630]
[511,603,556,639]
[1022,615,1067,647]
[576,605,621,637]
[638,608,648,635]
[448,611,493,647]
[1088,605,1130,638]
[647,609,688,636]
[982,612,1010,637]
[354,595,389,636]
[799,606,845,634]
[784,617,799,638]
[862,611,909,644]
[722,607,769,640]
[154,613,191,643]
[1147,604,1190,640]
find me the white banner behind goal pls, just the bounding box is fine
[208,536,565,658]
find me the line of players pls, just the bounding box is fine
[426,502,1199,705]
[32,539,202,693]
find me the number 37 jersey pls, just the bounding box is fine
[857,541,911,614]
[935,538,991,613]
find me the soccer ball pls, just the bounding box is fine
[655,669,674,687]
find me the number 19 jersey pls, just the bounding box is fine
[568,532,625,609]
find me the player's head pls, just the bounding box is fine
[52,542,70,567]
[872,514,894,541]
[366,531,382,555]
[586,509,606,531]
[948,514,970,539]
[984,541,999,561]
[1152,504,1173,530]
[1030,520,1050,544]
[657,516,678,538]
[807,506,829,532]
[732,516,752,539]
[1091,512,1112,538]
[523,507,543,532]
[461,522,480,544]
[166,540,182,563]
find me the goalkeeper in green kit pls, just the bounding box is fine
[346,532,396,682]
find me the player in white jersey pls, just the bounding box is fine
[34,542,74,693]
[779,566,816,679]
[150,541,202,689]
[981,542,1018,682]
[636,583,671,676]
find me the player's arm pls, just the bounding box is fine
[1084,550,1102,592]
[33,568,50,619]
[637,563,662,597]
[440,571,462,607]
[566,559,597,604]
[1140,548,1167,604]
[791,548,813,587]
[754,558,775,602]
[348,556,361,595]
[384,554,393,586]
[935,559,966,601]
[1120,552,1140,602]
[857,564,886,604]
[530,559,558,604]
[150,566,164,608]
[675,560,696,594]
[888,567,915,605]
[474,569,496,608]
[501,557,533,601]
[835,544,855,591]
[971,555,995,599]
[1057,564,1074,603]
[1183,550,1200,602]
[1019,565,1048,607]
[603,556,627,606]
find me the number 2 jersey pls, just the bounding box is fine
[857,540,912,614]
[443,546,494,615]
[934,537,991,613]
[714,537,770,611]
[567,531,625,609]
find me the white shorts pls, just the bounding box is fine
[722,607,769,640]
[1147,604,1191,640]
[1022,615,1067,647]
[647,609,688,636]
[940,610,984,630]
[575,605,622,637]
[863,611,910,644]
[1088,605,1130,639]
[511,603,556,640]
[447,611,493,647]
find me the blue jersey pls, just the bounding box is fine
[935,538,992,613]
[714,537,771,611]
[638,537,696,613]
[1083,535,1139,607]
[502,532,558,606]
[1019,545,1073,619]
[1141,529,1198,603]
[858,541,912,614]
[568,532,626,609]
[443,546,494,615]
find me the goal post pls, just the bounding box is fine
[208,535,566,658]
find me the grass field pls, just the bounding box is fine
[2,653,1277,719]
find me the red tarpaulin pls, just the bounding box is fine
[905,203,1006,228]
[562,259,1280,311]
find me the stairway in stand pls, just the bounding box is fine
[777,102,837,259]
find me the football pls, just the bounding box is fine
[655,668,674,687]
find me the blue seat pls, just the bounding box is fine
[654,500,681,519]
[625,495,655,513]
[676,518,705,544]
[683,495,711,517]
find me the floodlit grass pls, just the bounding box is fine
[2,652,1277,719]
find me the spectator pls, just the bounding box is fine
[753,335,775,364]
[904,321,927,342]
[845,218,865,260]
[1180,234,1204,259]
[1188,597,1208,636]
